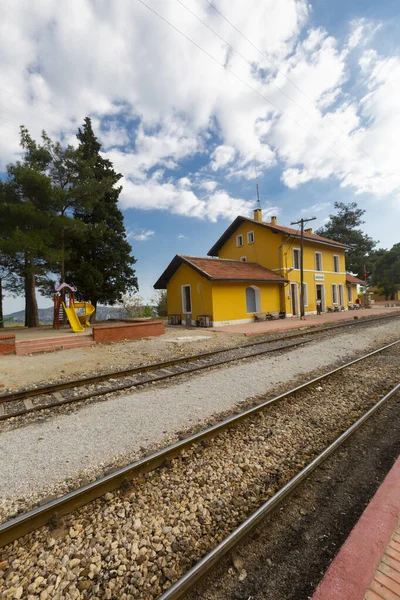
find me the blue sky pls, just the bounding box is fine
[1,0,400,314]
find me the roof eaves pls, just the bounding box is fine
[210,277,288,283]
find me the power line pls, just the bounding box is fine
[203,0,376,166]
[135,0,349,167]
[0,87,79,124]
[176,0,357,160]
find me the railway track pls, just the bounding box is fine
[1,311,399,422]
[1,339,399,571]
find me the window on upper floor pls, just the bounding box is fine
[333,255,340,272]
[236,234,243,247]
[247,231,254,244]
[293,248,301,269]
[315,252,322,271]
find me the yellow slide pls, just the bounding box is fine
[73,302,95,327]
[62,301,95,332]
[63,305,85,332]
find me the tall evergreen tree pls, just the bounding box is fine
[1,131,58,327]
[315,201,378,278]
[65,118,138,317]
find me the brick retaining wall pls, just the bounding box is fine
[93,320,165,343]
[0,333,16,355]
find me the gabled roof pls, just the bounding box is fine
[153,255,288,289]
[207,216,349,256]
[346,274,364,284]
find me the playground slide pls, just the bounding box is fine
[63,306,85,332]
[73,302,95,327]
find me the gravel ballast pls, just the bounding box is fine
[186,390,400,600]
[0,320,400,523]
[0,344,399,600]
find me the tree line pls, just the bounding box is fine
[0,118,138,327]
[316,201,400,300]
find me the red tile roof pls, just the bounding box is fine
[346,274,364,284]
[262,221,348,247]
[208,216,348,256]
[154,255,287,289]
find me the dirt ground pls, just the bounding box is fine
[0,327,244,391]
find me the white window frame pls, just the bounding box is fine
[245,285,261,314]
[338,284,344,306]
[236,234,243,247]
[247,230,255,244]
[333,255,340,273]
[302,282,308,307]
[293,248,301,270]
[240,256,247,262]
[332,283,338,304]
[181,284,192,314]
[315,252,323,271]
[348,284,353,303]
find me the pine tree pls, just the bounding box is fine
[315,202,378,278]
[1,132,58,327]
[65,118,138,318]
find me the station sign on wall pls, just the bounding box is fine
[314,273,325,281]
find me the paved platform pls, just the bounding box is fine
[312,455,400,600]
[211,307,400,336]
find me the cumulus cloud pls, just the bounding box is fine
[210,145,236,171]
[0,0,399,221]
[128,229,155,242]
[301,202,330,213]
[119,175,255,222]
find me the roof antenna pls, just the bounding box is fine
[255,165,261,210]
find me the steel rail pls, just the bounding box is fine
[0,338,312,421]
[158,381,400,600]
[0,338,398,549]
[0,313,400,408]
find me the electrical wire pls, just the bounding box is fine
[202,0,376,165]
[135,0,348,168]
[176,0,357,161]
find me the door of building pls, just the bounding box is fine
[316,284,325,312]
[339,284,344,307]
[290,283,299,316]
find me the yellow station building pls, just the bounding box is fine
[154,209,363,326]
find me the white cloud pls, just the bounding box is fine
[128,228,155,242]
[210,145,236,171]
[199,180,218,192]
[0,0,399,220]
[301,202,330,213]
[119,176,256,222]
[177,233,188,239]
[347,19,382,51]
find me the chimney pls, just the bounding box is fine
[305,227,313,234]
[253,208,262,222]
[270,216,277,225]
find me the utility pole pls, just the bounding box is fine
[290,216,316,319]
